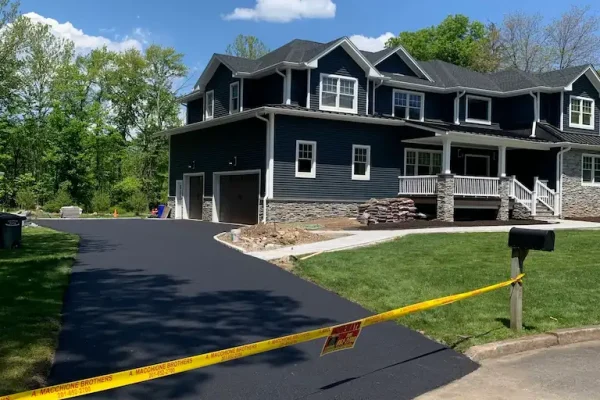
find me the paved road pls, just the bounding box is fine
[40,220,477,400]
[417,340,600,400]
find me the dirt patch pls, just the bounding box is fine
[354,219,551,231]
[220,223,344,252]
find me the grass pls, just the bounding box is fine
[296,230,600,352]
[0,228,79,396]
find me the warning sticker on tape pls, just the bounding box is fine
[321,321,362,356]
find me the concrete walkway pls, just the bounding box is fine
[416,340,600,400]
[248,220,600,260]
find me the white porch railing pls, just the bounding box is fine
[510,178,533,210]
[454,176,500,197]
[535,179,557,213]
[398,175,438,195]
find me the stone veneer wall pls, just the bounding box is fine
[562,150,600,218]
[266,200,359,223]
[436,174,454,222]
[511,202,532,220]
[202,198,213,221]
[167,197,176,219]
[497,177,510,221]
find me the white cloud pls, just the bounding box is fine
[350,32,395,52]
[24,12,143,53]
[223,0,336,23]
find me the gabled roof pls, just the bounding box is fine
[361,46,434,82]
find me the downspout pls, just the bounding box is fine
[373,79,384,115]
[454,90,466,125]
[275,68,287,104]
[256,113,270,223]
[529,92,538,137]
[556,146,572,218]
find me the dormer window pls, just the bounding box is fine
[319,74,358,114]
[230,82,240,114]
[466,95,492,125]
[393,90,424,121]
[205,90,214,120]
[570,96,594,130]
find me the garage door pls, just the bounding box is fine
[188,176,204,219]
[218,174,259,225]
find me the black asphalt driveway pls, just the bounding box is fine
[40,219,477,399]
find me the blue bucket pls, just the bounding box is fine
[157,205,165,217]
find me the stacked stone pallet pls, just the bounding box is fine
[357,198,425,225]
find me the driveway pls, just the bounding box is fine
[40,219,477,400]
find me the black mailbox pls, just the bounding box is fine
[508,228,555,252]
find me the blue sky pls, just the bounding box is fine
[19,0,600,93]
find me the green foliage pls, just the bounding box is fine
[126,191,148,216]
[386,15,502,72]
[15,188,35,209]
[112,177,142,205]
[91,190,111,213]
[226,34,269,59]
[43,183,73,213]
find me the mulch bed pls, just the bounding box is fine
[352,219,550,231]
[566,217,600,223]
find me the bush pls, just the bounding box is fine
[113,177,142,206]
[15,188,36,210]
[91,191,111,213]
[127,191,148,216]
[44,188,73,213]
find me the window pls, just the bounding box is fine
[229,82,240,114]
[570,96,595,130]
[393,90,424,121]
[319,74,358,114]
[352,145,371,180]
[466,95,492,125]
[582,154,600,184]
[295,140,317,178]
[404,149,442,176]
[205,90,214,120]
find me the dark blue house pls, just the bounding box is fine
[161,37,600,224]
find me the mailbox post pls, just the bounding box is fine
[507,228,555,331]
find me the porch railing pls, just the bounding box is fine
[510,178,533,210]
[535,179,556,213]
[398,175,437,195]
[454,176,500,197]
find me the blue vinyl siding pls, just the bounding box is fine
[563,75,600,135]
[540,93,561,128]
[498,95,533,130]
[186,98,203,124]
[291,70,307,107]
[205,64,240,118]
[245,73,283,108]
[376,54,419,77]
[309,46,368,115]
[169,119,266,196]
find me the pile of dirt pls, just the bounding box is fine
[222,223,327,252]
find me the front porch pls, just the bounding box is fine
[397,134,559,221]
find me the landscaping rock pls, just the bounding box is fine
[357,198,426,225]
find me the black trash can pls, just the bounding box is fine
[0,213,27,249]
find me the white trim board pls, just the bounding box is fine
[465,94,492,125]
[319,73,359,114]
[182,172,205,220]
[212,169,262,224]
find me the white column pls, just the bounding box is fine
[366,78,370,115]
[306,69,311,108]
[240,78,245,111]
[498,145,507,178]
[442,137,452,175]
[285,69,292,105]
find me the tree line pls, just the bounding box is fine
[0,1,187,214]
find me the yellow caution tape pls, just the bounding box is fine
[2,273,524,400]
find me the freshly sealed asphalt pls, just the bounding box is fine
[40,219,477,400]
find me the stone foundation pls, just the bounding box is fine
[266,200,359,223]
[562,150,600,218]
[202,198,213,221]
[436,174,455,222]
[167,196,176,219]
[497,177,510,221]
[512,202,533,220]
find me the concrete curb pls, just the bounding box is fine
[213,233,248,254]
[465,325,600,362]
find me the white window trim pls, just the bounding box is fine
[229,82,240,114]
[319,73,358,114]
[569,95,595,131]
[392,89,425,121]
[581,153,600,186]
[295,140,317,179]
[205,90,214,120]
[403,148,443,176]
[352,144,371,181]
[465,94,492,125]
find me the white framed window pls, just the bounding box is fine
[295,140,317,178]
[404,148,442,176]
[205,90,214,120]
[570,96,595,130]
[582,154,600,185]
[352,145,371,180]
[229,82,240,114]
[465,95,492,125]
[393,90,424,121]
[319,73,358,114]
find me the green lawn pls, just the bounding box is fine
[296,230,600,351]
[0,228,79,396]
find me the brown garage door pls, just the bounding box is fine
[188,176,204,219]
[218,174,259,225]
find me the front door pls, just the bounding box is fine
[188,176,204,219]
[464,155,490,177]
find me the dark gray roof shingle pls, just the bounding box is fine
[538,122,600,146]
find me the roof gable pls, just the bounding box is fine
[371,46,434,82]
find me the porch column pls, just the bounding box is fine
[498,145,507,178]
[497,176,510,221]
[442,137,452,174]
[436,174,454,222]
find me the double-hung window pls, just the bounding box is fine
[582,154,600,184]
[229,82,240,114]
[352,145,371,180]
[205,90,214,120]
[393,90,424,121]
[570,96,594,130]
[296,140,317,178]
[319,74,358,114]
[405,149,442,176]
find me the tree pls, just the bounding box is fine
[226,34,269,59]
[500,11,550,72]
[386,15,502,72]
